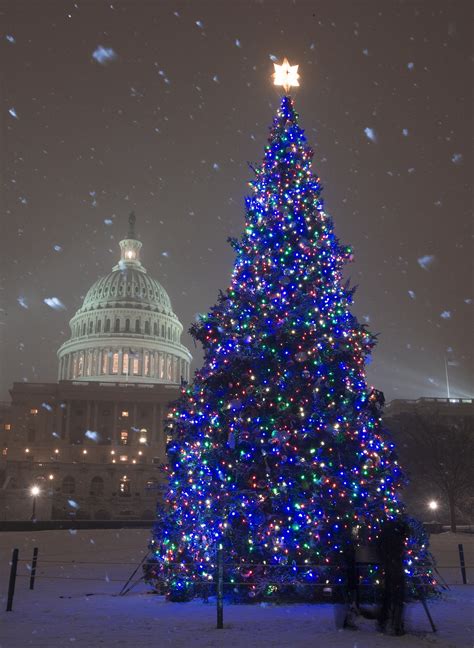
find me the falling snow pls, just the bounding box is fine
[92,45,117,65]
[417,254,435,270]
[364,127,376,142]
[43,297,67,310]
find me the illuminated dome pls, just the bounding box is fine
[57,213,192,384]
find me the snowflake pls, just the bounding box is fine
[92,45,117,65]
[44,297,66,310]
[417,254,435,270]
[364,127,376,142]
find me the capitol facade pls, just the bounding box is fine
[0,215,192,523]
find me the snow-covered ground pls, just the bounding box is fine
[0,529,472,647]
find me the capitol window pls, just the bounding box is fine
[144,352,150,376]
[62,475,75,495]
[120,430,129,445]
[101,352,108,374]
[122,352,129,374]
[90,476,104,497]
[112,353,119,374]
[132,356,139,375]
[119,476,131,496]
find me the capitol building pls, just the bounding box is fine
[0,215,192,522]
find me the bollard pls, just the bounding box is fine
[6,548,19,612]
[216,544,224,629]
[29,547,39,590]
[458,544,467,585]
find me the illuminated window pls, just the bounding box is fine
[159,354,164,379]
[122,352,129,374]
[78,353,84,376]
[120,430,129,445]
[30,408,38,415]
[101,352,108,374]
[112,353,119,374]
[121,410,129,418]
[125,250,135,260]
[132,357,139,375]
[5,424,10,430]
[144,352,150,376]
[119,455,128,462]
[72,354,77,377]
[2,448,7,456]
[139,429,147,444]
[86,351,92,376]
[119,476,131,496]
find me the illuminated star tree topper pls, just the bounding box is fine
[272,57,300,93]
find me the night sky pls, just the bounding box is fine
[1,0,472,402]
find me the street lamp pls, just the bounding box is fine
[428,500,438,511]
[30,485,40,521]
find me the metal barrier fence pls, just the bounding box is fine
[4,544,472,632]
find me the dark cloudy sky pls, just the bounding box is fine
[1,0,472,402]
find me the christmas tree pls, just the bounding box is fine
[145,68,432,602]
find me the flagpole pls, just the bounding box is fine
[444,356,451,399]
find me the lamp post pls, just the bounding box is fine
[30,485,40,521]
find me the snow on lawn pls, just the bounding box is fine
[0,529,473,647]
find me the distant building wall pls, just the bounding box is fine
[0,381,179,521]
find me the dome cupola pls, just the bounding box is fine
[57,213,192,385]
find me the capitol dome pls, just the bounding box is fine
[57,213,192,384]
